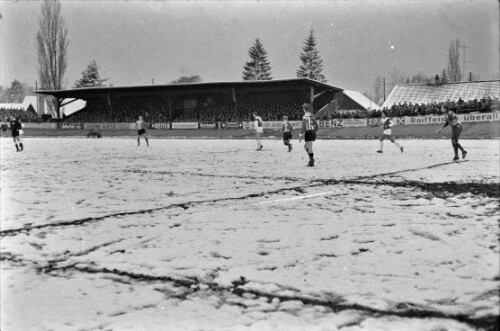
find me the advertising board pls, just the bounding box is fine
[171,122,199,129]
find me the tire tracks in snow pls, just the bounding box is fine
[29,261,500,331]
[2,160,499,330]
[2,160,498,237]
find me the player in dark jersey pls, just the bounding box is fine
[299,103,319,167]
[281,115,293,152]
[437,108,467,161]
[9,116,23,152]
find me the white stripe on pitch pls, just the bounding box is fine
[257,190,338,204]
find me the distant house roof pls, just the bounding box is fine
[0,95,38,110]
[382,80,500,108]
[22,96,37,109]
[0,103,24,109]
[343,90,381,111]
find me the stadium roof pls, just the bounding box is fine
[34,78,342,100]
[342,90,381,111]
[382,80,500,108]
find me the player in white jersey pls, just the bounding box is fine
[376,112,403,153]
[299,103,319,166]
[253,112,264,151]
[135,116,149,147]
[437,107,467,161]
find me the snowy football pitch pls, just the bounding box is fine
[1,138,499,331]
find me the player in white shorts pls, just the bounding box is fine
[377,112,403,154]
[253,112,264,151]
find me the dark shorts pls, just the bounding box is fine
[138,129,146,135]
[11,130,20,138]
[305,130,316,142]
[380,134,395,142]
[451,124,462,140]
[282,132,292,141]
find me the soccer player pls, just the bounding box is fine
[281,115,293,152]
[135,116,149,147]
[253,112,264,151]
[9,116,23,152]
[437,107,467,161]
[0,117,8,137]
[18,118,25,147]
[376,111,404,154]
[299,103,318,167]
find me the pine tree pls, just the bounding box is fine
[296,29,326,82]
[242,38,272,81]
[5,80,26,103]
[74,60,109,88]
[440,68,449,84]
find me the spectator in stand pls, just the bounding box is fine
[492,97,500,112]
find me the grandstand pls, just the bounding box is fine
[35,78,342,123]
[382,80,500,108]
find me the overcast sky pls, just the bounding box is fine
[1,0,499,95]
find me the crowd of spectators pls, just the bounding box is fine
[66,98,308,124]
[66,105,169,123]
[63,95,499,123]
[173,104,237,122]
[1,107,41,123]
[331,96,499,119]
[66,98,169,123]
[173,101,305,123]
[237,101,304,121]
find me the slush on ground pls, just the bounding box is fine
[1,138,499,331]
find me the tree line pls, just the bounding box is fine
[2,0,476,116]
[29,0,328,118]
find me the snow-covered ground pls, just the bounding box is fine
[1,137,499,331]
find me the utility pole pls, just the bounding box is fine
[459,44,471,82]
[36,81,39,115]
[383,78,386,102]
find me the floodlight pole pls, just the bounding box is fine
[383,78,386,102]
